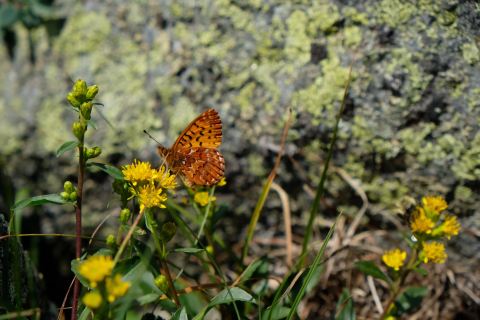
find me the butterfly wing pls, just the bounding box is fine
[171,109,222,150]
[174,148,225,189]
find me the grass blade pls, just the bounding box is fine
[286,214,342,319]
[241,108,292,265]
[299,45,357,268]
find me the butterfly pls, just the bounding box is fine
[156,109,225,191]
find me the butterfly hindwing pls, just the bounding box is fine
[172,109,222,150]
[174,148,225,187]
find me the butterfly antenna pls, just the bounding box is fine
[143,130,164,148]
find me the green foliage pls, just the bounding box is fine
[393,286,428,316]
[354,261,393,287]
[335,288,356,320]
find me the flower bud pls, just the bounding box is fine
[66,92,81,108]
[86,85,99,99]
[112,180,125,195]
[72,122,85,139]
[154,275,170,295]
[86,148,96,159]
[106,235,119,250]
[206,245,214,256]
[93,147,102,158]
[81,101,93,120]
[64,181,74,193]
[73,79,87,100]
[159,222,176,243]
[120,208,131,224]
[70,191,78,201]
[60,192,71,200]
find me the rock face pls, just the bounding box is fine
[0,0,479,302]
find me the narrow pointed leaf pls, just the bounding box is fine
[62,105,80,114]
[11,194,73,211]
[335,288,355,320]
[90,162,125,180]
[57,141,80,157]
[170,307,188,320]
[121,225,146,236]
[86,119,98,130]
[354,261,392,287]
[394,286,428,316]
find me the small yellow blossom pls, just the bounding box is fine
[422,241,447,263]
[217,177,227,186]
[137,181,167,211]
[82,292,102,309]
[410,207,435,234]
[122,160,154,186]
[423,196,448,214]
[444,215,460,240]
[106,274,130,302]
[78,255,113,288]
[194,192,216,206]
[382,249,407,271]
[155,166,178,189]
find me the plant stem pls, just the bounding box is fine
[152,226,181,308]
[72,137,85,320]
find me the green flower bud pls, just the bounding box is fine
[120,208,131,224]
[70,191,77,201]
[74,187,78,193]
[66,92,81,108]
[154,275,170,295]
[106,235,119,250]
[72,122,85,139]
[60,192,71,200]
[93,147,102,158]
[159,222,176,243]
[86,85,99,100]
[86,148,96,159]
[64,181,74,193]
[112,180,125,195]
[81,101,93,120]
[73,79,87,100]
[206,245,214,256]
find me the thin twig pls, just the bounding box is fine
[367,275,383,314]
[271,182,293,267]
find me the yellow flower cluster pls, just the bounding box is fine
[79,255,131,309]
[382,249,406,271]
[122,160,178,211]
[422,241,447,264]
[194,192,217,206]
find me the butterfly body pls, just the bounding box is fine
[158,109,225,190]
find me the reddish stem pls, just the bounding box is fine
[72,139,85,320]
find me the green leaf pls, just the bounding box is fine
[133,239,161,277]
[92,103,104,106]
[30,0,54,17]
[335,288,355,320]
[121,225,146,236]
[62,105,80,114]
[11,194,73,211]
[86,119,98,130]
[78,307,91,320]
[171,248,204,254]
[212,203,228,226]
[394,286,428,316]
[399,231,416,248]
[170,307,188,320]
[90,162,125,180]
[193,287,255,320]
[71,259,91,288]
[137,293,160,305]
[354,261,392,287]
[107,198,121,208]
[57,141,80,157]
[412,268,428,276]
[80,248,113,260]
[263,307,291,320]
[114,256,147,284]
[0,4,19,28]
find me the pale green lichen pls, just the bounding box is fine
[344,25,362,46]
[398,123,436,154]
[248,154,268,176]
[307,4,340,35]
[342,7,369,25]
[285,10,311,65]
[461,43,479,65]
[235,82,256,111]
[455,186,472,200]
[376,0,415,29]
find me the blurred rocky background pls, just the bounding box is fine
[1,0,480,316]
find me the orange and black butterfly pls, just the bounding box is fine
[154,109,225,191]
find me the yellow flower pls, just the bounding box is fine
[422,241,447,263]
[82,292,103,309]
[78,255,113,288]
[194,192,216,206]
[155,166,178,189]
[122,160,154,186]
[422,196,448,214]
[137,181,167,211]
[217,177,227,186]
[106,274,130,302]
[444,215,460,240]
[382,249,407,271]
[410,207,435,234]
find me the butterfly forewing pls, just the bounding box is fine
[172,109,222,150]
[158,109,225,190]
